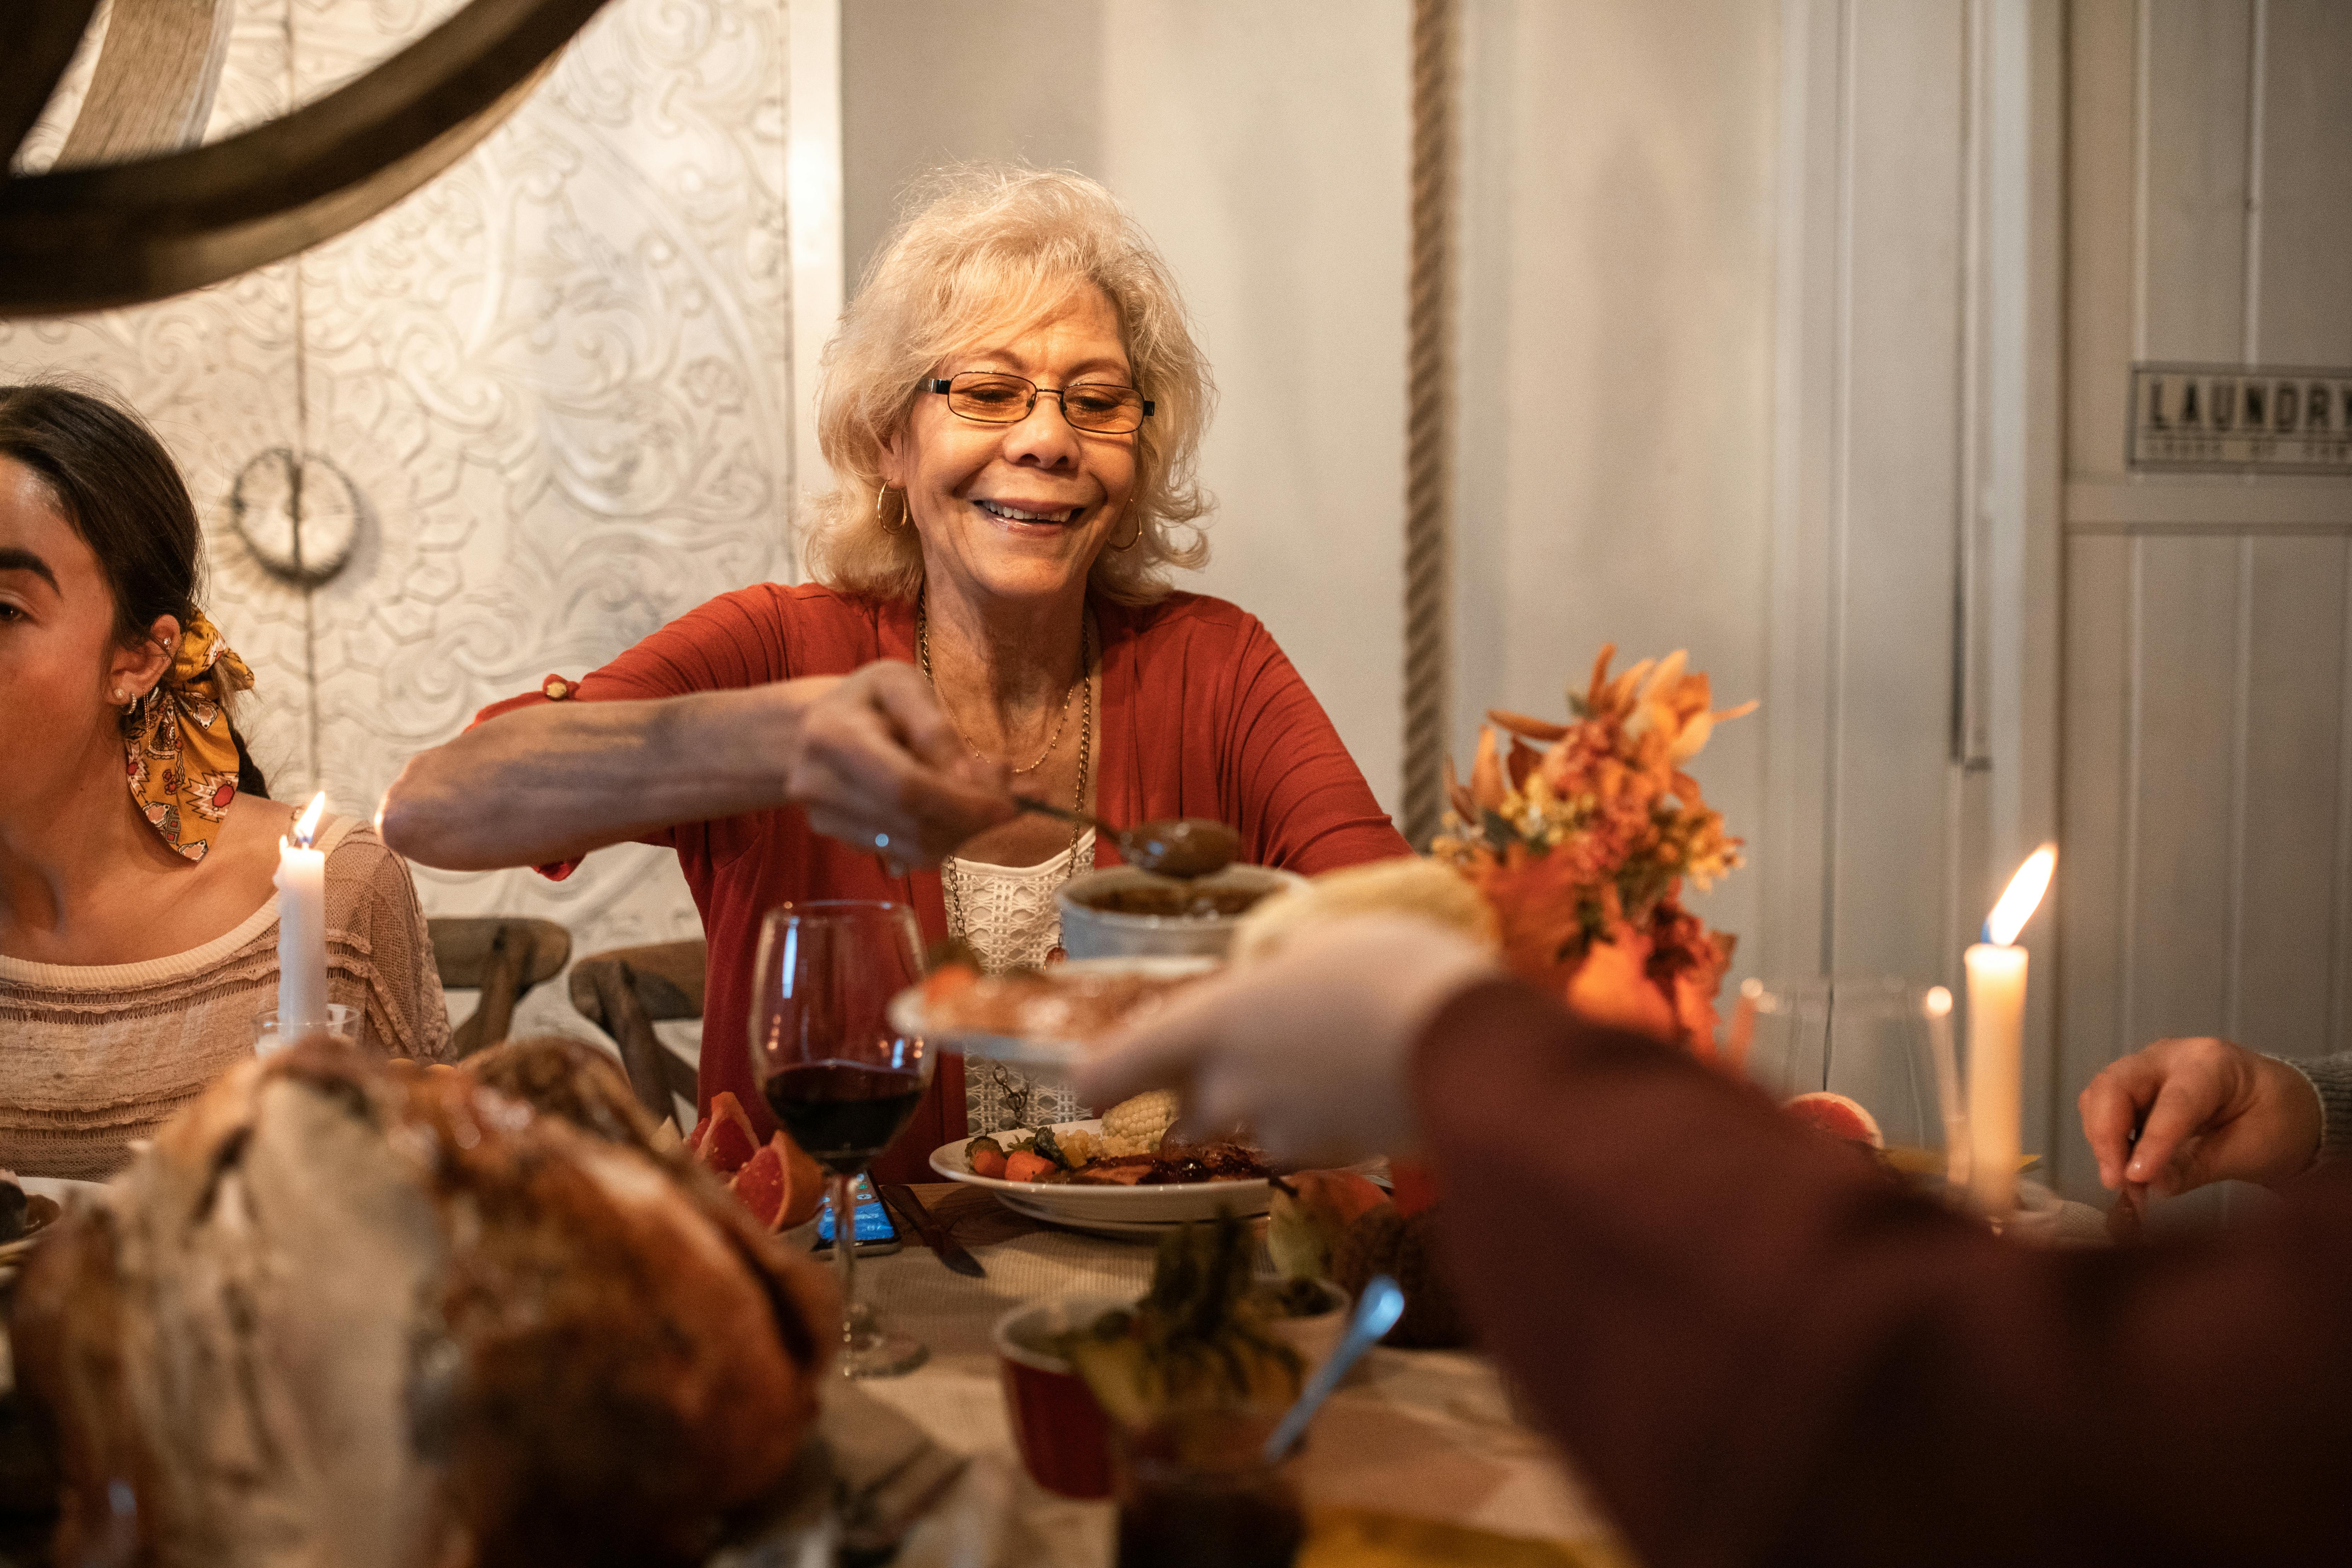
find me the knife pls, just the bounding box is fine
[878,1183,985,1278]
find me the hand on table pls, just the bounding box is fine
[782,661,1015,868]
[1075,915,1500,1167]
[2078,1036,2322,1199]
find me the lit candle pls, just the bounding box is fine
[1964,845,2055,1216]
[275,792,330,1035]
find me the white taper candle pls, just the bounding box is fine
[275,793,330,1034]
[1964,943,2027,1214]
[1963,845,2056,1218]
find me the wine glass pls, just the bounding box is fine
[749,900,933,1378]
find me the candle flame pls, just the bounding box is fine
[1985,844,2056,947]
[292,791,327,849]
[1925,985,1953,1018]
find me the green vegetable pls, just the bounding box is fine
[965,1135,1005,1162]
[1256,1277,1333,1320]
[1031,1124,1067,1169]
[1059,1207,1303,1428]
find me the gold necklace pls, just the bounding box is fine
[975,676,1078,776]
[918,592,1094,943]
[921,600,1083,775]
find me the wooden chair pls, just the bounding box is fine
[428,916,571,1060]
[568,940,704,1124]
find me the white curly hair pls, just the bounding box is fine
[801,163,1215,605]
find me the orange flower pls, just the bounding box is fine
[1563,926,1679,1043]
[1431,646,1754,1056]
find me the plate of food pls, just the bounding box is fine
[889,955,1219,1078]
[929,1095,1281,1237]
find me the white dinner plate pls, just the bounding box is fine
[888,956,1220,1081]
[928,1118,1276,1233]
[20,1177,105,1205]
[991,1191,1206,1240]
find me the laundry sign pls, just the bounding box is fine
[2130,364,2352,474]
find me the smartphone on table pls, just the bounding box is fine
[813,1174,902,1256]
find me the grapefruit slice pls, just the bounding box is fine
[692,1090,761,1176]
[730,1141,788,1229]
[725,1133,826,1232]
[778,1133,824,1228]
[1782,1091,1884,1149]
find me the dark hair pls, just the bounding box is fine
[0,382,269,798]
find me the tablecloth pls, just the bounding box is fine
[838,1188,1629,1568]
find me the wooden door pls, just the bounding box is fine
[2057,0,2352,1202]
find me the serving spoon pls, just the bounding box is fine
[1261,1275,1406,1462]
[1011,798,1243,879]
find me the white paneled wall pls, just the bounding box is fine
[2059,0,2352,1200]
[1454,0,1778,982]
[1770,1,1980,983]
[3,0,797,991]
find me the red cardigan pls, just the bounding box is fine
[479,585,1408,1180]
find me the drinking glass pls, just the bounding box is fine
[254,1003,357,1056]
[749,900,933,1378]
[1112,1408,1304,1568]
[1740,976,1969,1194]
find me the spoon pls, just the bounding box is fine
[1011,799,1243,879]
[1260,1275,1404,1464]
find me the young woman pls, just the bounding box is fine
[0,384,448,1179]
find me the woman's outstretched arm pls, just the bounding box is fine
[380,662,1010,871]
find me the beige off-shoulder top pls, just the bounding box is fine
[0,816,451,1179]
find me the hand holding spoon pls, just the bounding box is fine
[1011,799,1242,879]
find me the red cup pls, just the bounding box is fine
[993,1294,1132,1499]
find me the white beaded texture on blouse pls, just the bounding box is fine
[953,830,1094,1135]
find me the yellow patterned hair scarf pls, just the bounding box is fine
[126,612,257,863]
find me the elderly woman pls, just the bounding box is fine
[0,385,449,1178]
[382,165,1407,1178]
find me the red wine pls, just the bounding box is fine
[1114,1411,1302,1568]
[1117,1486,1302,1568]
[764,1062,926,1174]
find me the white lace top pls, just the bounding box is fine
[951,830,1094,1134]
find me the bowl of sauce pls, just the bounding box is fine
[1058,864,1305,960]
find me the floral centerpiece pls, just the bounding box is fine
[1431,646,1755,1052]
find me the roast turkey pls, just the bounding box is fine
[11,1037,836,1568]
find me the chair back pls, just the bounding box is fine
[568,939,707,1121]
[428,917,573,1059]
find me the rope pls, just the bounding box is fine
[1402,0,1459,848]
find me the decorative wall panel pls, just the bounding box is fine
[4,0,796,1015]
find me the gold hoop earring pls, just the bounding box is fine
[1111,514,1144,551]
[876,486,908,533]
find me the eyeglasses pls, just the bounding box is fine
[925,371,1155,435]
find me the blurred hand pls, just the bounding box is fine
[2078,1036,2322,1198]
[1075,915,1501,1166]
[780,660,1014,867]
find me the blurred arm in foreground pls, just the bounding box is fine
[1081,919,2352,1568]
